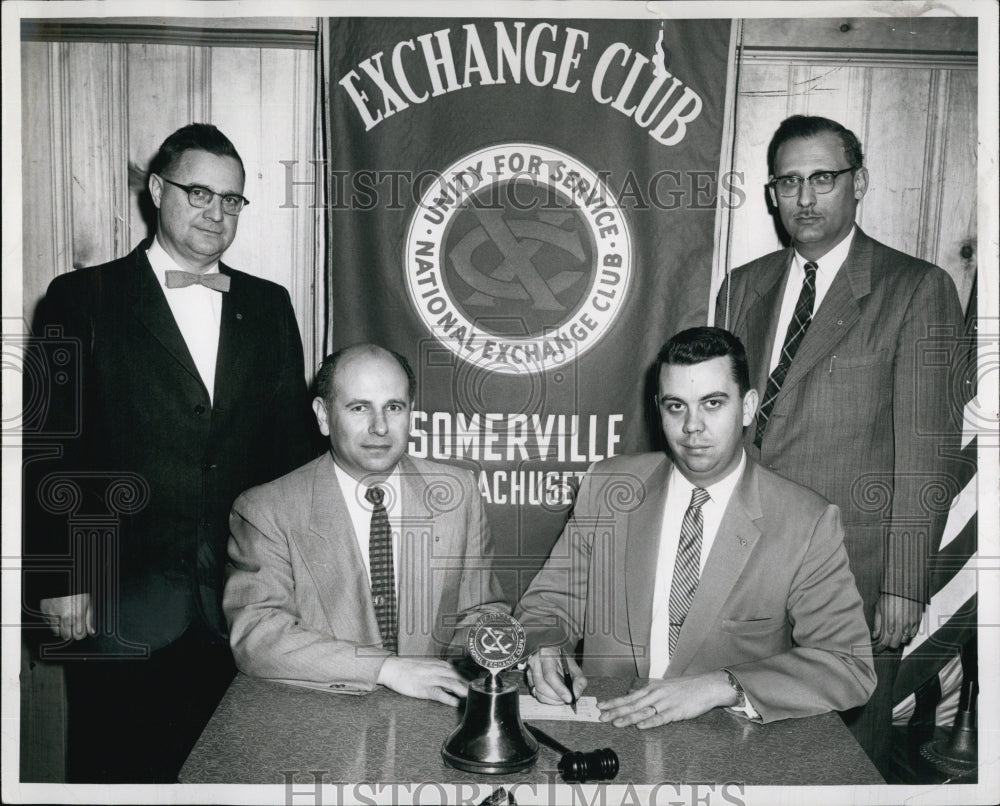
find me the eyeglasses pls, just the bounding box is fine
[769,167,855,197]
[157,175,249,215]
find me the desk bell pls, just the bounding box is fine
[442,612,538,774]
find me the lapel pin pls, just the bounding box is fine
[739,537,747,547]
[236,312,243,320]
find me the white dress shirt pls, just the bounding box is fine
[648,452,746,679]
[767,226,855,373]
[147,236,223,402]
[333,462,402,588]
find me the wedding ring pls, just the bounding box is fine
[650,703,658,715]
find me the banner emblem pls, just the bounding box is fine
[405,143,632,375]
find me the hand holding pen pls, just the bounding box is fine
[525,646,587,707]
[560,651,579,714]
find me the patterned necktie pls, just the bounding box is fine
[365,485,397,653]
[668,487,711,657]
[164,269,231,292]
[754,261,818,447]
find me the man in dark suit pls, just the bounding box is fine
[25,123,316,782]
[224,345,508,703]
[516,327,874,727]
[714,115,964,774]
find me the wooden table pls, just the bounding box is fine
[180,674,883,788]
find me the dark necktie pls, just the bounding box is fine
[164,269,231,292]
[754,261,818,447]
[668,486,710,657]
[365,485,397,653]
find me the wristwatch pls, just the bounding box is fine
[726,671,747,709]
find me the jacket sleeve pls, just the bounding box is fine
[727,504,877,722]
[445,470,511,653]
[265,287,320,475]
[23,272,96,606]
[224,494,390,694]
[514,469,598,655]
[883,267,965,603]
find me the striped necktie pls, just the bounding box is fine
[754,261,818,447]
[668,486,711,657]
[365,485,397,653]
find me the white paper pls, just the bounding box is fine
[519,695,602,722]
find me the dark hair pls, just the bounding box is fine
[148,123,245,180]
[767,115,864,176]
[316,344,416,404]
[656,327,750,396]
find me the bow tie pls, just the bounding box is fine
[164,269,231,292]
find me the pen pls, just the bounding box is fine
[560,651,578,714]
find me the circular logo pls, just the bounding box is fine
[468,611,527,671]
[404,143,632,375]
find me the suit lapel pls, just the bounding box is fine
[624,457,671,678]
[667,461,762,675]
[775,229,873,400]
[303,454,382,643]
[126,245,205,390]
[396,456,444,655]
[212,265,251,415]
[740,251,791,394]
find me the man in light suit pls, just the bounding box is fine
[224,344,508,704]
[714,115,963,773]
[516,327,874,727]
[25,123,316,781]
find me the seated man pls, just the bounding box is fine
[515,327,875,726]
[224,344,507,705]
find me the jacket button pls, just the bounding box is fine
[194,404,205,415]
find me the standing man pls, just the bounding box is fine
[224,344,508,703]
[516,328,874,727]
[25,123,316,782]
[715,115,964,774]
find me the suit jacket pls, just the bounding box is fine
[24,242,316,651]
[224,452,509,693]
[715,228,964,621]
[514,453,875,723]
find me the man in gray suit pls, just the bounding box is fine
[715,115,964,774]
[224,344,507,704]
[516,327,874,727]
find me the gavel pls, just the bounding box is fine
[524,723,620,782]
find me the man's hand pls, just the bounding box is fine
[872,593,924,652]
[525,646,587,705]
[597,672,735,728]
[376,656,468,706]
[40,594,94,641]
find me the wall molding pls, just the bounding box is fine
[743,50,977,69]
[21,20,317,50]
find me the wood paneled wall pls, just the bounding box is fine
[20,36,322,371]
[716,18,978,313]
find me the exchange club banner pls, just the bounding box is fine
[323,17,733,592]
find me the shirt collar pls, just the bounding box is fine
[332,460,401,509]
[793,225,855,277]
[670,450,746,506]
[147,234,220,285]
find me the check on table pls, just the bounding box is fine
[180,674,883,786]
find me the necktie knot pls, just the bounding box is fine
[689,487,710,510]
[365,485,385,507]
[803,261,818,285]
[164,269,231,292]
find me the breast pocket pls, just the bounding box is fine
[819,350,892,434]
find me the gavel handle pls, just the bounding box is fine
[524,723,571,755]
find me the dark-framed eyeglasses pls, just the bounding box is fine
[157,175,249,215]
[769,167,855,197]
